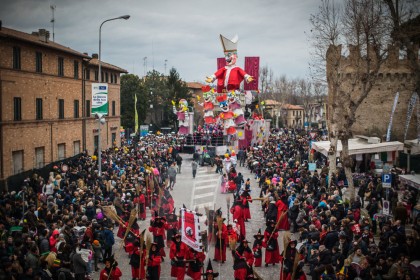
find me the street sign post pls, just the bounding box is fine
[382,173,392,188]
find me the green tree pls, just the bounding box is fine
[120,74,142,130]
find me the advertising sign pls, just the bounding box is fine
[140,125,149,137]
[92,83,108,115]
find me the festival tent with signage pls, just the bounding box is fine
[311,138,404,157]
[399,174,420,190]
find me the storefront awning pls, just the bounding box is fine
[399,174,420,190]
[311,138,404,157]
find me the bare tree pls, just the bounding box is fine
[310,0,392,201]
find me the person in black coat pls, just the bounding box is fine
[324,225,339,250]
[311,245,332,280]
[265,198,277,223]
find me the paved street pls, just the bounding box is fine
[95,154,290,279]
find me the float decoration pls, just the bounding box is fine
[172,99,189,135]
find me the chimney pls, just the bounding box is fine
[38,29,49,42]
[92,53,98,59]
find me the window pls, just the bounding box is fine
[13,97,22,121]
[12,150,24,174]
[114,74,118,84]
[112,101,116,116]
[110,74,114,83]
[111,133,116,146]
[58,99,64,119]
[74,100,79,118]
[86,100,91,117]
[36,98,43,120]
[73,60,79,79]
[13,46,21,69]
[35,52,42,73]
[101,71,104,82]
[35,147,44,168]
[58,143,66,160]
[85,69,90,80]
[73,141,80,156]
[94,70,98,81]
[105,72,109,83]
[58,57,64,76]
[94,135,99,152]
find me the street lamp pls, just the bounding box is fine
[98,15,130,82]
[95,113,106,176]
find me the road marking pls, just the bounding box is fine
[193,192,214,200]
[195,185,216,190]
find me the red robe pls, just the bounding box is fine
[214,66,248,93]
[186,250,206,280]
[241,196,252,220]
[276,200,290,230]
[130,247,146,280]
[149,224,167,257]
[253,240,263,267]
[214,223,228,262]
[169,242,188,280]
[231,204,246,239]
[263,230,280,264]
[134,194,146,220]
[99,267,122,280]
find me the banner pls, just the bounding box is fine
[180,208,202,252]
[386,92,399,142]
[403,92,418,141]
[91,83,108,115]
[140,125,149,137]
[134,94,138,134]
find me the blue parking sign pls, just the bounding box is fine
[382,173,392,188]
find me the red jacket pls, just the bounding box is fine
[99,267,122,280]
[214,66,248,93]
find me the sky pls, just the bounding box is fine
[0,0,320,83]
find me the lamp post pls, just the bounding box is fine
[97,15,129,176]
[98,15,130,83]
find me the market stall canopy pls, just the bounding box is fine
[311,138,404,157]
[404,139,420,155]
[399,174,420,190]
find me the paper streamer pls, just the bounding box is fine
[386,92,399,142]
[404,92,418,141]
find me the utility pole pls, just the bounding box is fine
[50,4,56,42]
[164,59,168,74]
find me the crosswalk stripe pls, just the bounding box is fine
[195,185,215,190]
[194,178,219,184]
[193,202,214,209]
[193,192,214,199]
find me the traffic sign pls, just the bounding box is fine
[382,173,392,188]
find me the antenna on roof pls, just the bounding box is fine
[143,57,147,77]
[164,59,168,74]
[152,40,155,71]
[50,4,56,42]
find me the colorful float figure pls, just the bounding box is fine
[228,90,247,126]
[199,85,216,124]
[206,34,253,93]
[172,99,189,135]
[206,34,253,136]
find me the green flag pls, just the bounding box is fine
[134,93,138,134]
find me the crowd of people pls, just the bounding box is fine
[212,128,419,280]
[0,128,418,280]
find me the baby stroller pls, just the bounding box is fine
[227,180,237,193]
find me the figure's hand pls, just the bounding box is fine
[171,100,176,106]
[205,76,213,83]
[196,95,201,101]
[246,76,254,83]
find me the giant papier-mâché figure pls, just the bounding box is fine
[172,99,189,135]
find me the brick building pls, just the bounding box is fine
[326,44,418,141]
[0,24,127,183]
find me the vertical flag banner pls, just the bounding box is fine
[180,208,202,252]
[244,57,260,91]
[134,93,138,134]
[386,92,399,142]
[92,83,108,115]
[404,92,418,141]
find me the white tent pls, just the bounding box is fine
[399,174,420,190]
[404,139,420,155]
[311,138,404,157]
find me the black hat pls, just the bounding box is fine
[202,260,219,278]
[171,233,181,242]
[215,208,222,216]
[253,229,263,239]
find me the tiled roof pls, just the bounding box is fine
[263,99,281,106]
[187,82,204,89]
[282,104,304,110]
[0,27,90,58]
[89,58,128,73]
